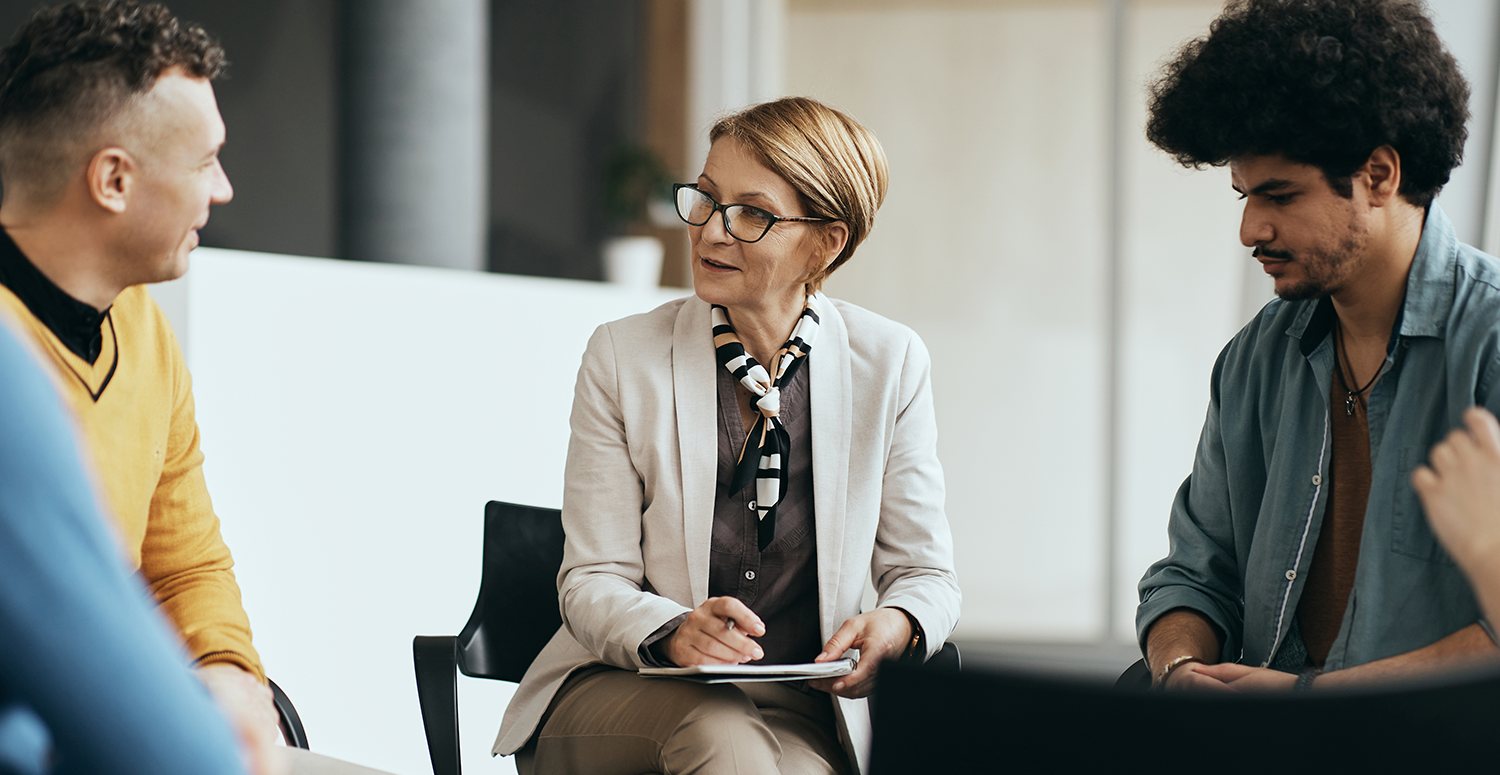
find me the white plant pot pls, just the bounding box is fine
[603,235,664,289]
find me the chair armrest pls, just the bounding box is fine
[269,678,310,750]
[1115,659,1152,690]
[414,635,461,775]
[926,642,961,672]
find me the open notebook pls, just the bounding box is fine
[640,658,855,684]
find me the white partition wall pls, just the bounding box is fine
[788,0,1116,641]
[1113,2,1265,639]
[1428,0,1500,249]
[152,251,685,774]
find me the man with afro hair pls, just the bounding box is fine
[1137,0,1500,692]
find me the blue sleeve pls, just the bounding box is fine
[0,323,246,775]
[1135,342,1245,661]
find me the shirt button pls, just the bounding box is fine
[1286,569,1297,581]
[1312,475,1322,486]
[745,570,756,580]
[748,500,757,511]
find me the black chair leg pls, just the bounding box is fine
[269,678,310,750]
[414,635,462,775]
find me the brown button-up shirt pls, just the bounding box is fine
[709,359,821,665]
[640,357,822,667]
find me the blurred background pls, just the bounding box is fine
[4,0,1499,772]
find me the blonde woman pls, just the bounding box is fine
[494,97,960,775]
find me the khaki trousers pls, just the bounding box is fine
[519,665,851,775]
[276,747,398,774]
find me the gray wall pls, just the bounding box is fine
[191,0,341,259]
[1427,0,1500,246]
[0,0,644,280]
[0,0,341,258]
[487,0,641,280]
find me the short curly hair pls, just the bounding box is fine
[0,0,226,202]
[1146,0,1469,208]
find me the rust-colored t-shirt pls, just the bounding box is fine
[1298,372,1373,667]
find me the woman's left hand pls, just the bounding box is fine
[807,608,913,699]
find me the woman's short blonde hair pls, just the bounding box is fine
[709,97,889,291]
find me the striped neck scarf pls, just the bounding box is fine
[711,295,821,550]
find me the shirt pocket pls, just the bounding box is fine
[1391,446,1455,564]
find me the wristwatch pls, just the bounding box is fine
[896,608,924,661]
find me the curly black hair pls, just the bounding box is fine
[1146,0,1469,208]
[0,0,225,199]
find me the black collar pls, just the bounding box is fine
[1300,298,1336,357]
[1299,294,1408,359]
[0,227,110,363]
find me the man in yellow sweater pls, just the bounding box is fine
[0,0,273,748]
[0,4,403,774]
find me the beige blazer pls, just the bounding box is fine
[493,293,960,772]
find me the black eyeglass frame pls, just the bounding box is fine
[672,183,835,243]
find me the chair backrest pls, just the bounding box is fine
[869,659,1500,772]
[454,501,565,683]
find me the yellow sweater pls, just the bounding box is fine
[0,282,264,680]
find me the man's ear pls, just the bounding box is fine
[86,147,133,214]
[1363,145,1402,206]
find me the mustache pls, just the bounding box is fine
[1253,246,1294,260]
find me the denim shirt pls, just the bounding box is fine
[1137,205,1499,671]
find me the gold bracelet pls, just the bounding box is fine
[1156,655,1202,688]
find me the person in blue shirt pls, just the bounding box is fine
[1137,0,1500,691]
[0,315,250,774]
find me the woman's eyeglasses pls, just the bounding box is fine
[673,184,834,243]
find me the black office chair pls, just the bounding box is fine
[412,500,962,775]
[870,658,1500,772]
[413,501,565,775]
[922,642,961,672]
[1115,657,1151,689]
[269,678,310,749]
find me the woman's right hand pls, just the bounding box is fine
[662,596,767,666]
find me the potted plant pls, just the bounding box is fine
[601,143,676,288]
